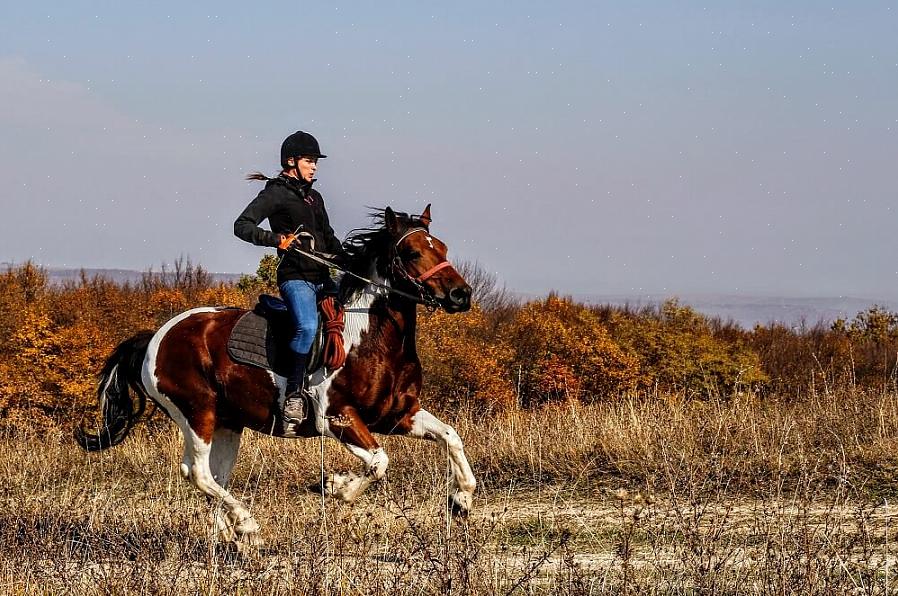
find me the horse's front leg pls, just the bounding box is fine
[324,406,389,503]
[405,409,477,515]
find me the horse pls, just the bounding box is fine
[76,205,476,545]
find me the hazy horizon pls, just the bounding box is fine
[2,2,896,298]
[10,262,893,331]
[9,261,898,303]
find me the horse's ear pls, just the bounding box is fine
[384,207,399,234]
[420,204,432,227]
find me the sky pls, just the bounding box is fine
[0,1,896,298]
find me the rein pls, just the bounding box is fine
[287,243,442,309]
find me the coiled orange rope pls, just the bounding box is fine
[319,296,346,369]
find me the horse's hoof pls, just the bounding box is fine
[211,510,236,543]
[233,534,265,556]
[235,516,261,536]
[448,491,472,517]
[323,472,360,502]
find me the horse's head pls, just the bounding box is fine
[384,204,471,313]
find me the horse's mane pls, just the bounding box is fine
[339,208,425,303]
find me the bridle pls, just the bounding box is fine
[389,227,454,306]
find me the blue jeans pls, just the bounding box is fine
[278,280,321,355]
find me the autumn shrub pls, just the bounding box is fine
[595,299,768,397]
[3,309,110,413]
[0,262,45,349]
[748,306,898,395]
[496,295,640,405]
[237,253,280,296]
[838,305,898,387]
[418,295,643,408]
[417,306,517,409]
[748,322,851,395]
[0,262,254,420]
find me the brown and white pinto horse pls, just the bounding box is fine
[77,205,476,545]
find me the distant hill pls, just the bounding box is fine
[1,264,244,286]
[6,264,895,330]
[52,267,245,285]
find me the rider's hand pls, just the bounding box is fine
[278,234,297,250]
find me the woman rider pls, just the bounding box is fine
[234,131,347,429]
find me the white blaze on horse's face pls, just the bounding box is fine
[425,235,434,249]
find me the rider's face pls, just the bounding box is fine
[295,156,318,183]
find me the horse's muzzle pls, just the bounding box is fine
[446,285,472,312]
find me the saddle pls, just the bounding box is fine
[227,294,346,377]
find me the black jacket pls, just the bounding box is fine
[234,175,346,284]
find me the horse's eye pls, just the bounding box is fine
[405,250,422,260]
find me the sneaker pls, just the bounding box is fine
[282,391,308,425]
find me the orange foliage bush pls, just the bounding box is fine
[597,299,768,397]
[10,311,109,409]
[498,295,640,405]
[0,262,252,420]
[417,306,517,409]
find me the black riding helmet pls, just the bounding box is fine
[280,131,327,167]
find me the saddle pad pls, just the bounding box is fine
[227,310,323,377]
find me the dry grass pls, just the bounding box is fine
[2,389,898,594]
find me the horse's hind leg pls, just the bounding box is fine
[404,409,477,515]
[207,427,246,543]
[182,422,262,544]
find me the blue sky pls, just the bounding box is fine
[1,1,896,297]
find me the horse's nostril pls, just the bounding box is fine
[450,286,472,305]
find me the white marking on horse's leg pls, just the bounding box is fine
[154,392,259,540]
[324,472,365,502]
[409,409,477,512]
[184,426,260,537]
[210,508,234,543]
[180,441,192,480]
[326,445,389,503]
[209,427,242,488]
[346,444,389,480]
[207,428,243,542]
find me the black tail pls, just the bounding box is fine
[75,330,155,451]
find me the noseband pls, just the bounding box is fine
[390,228,453,306]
